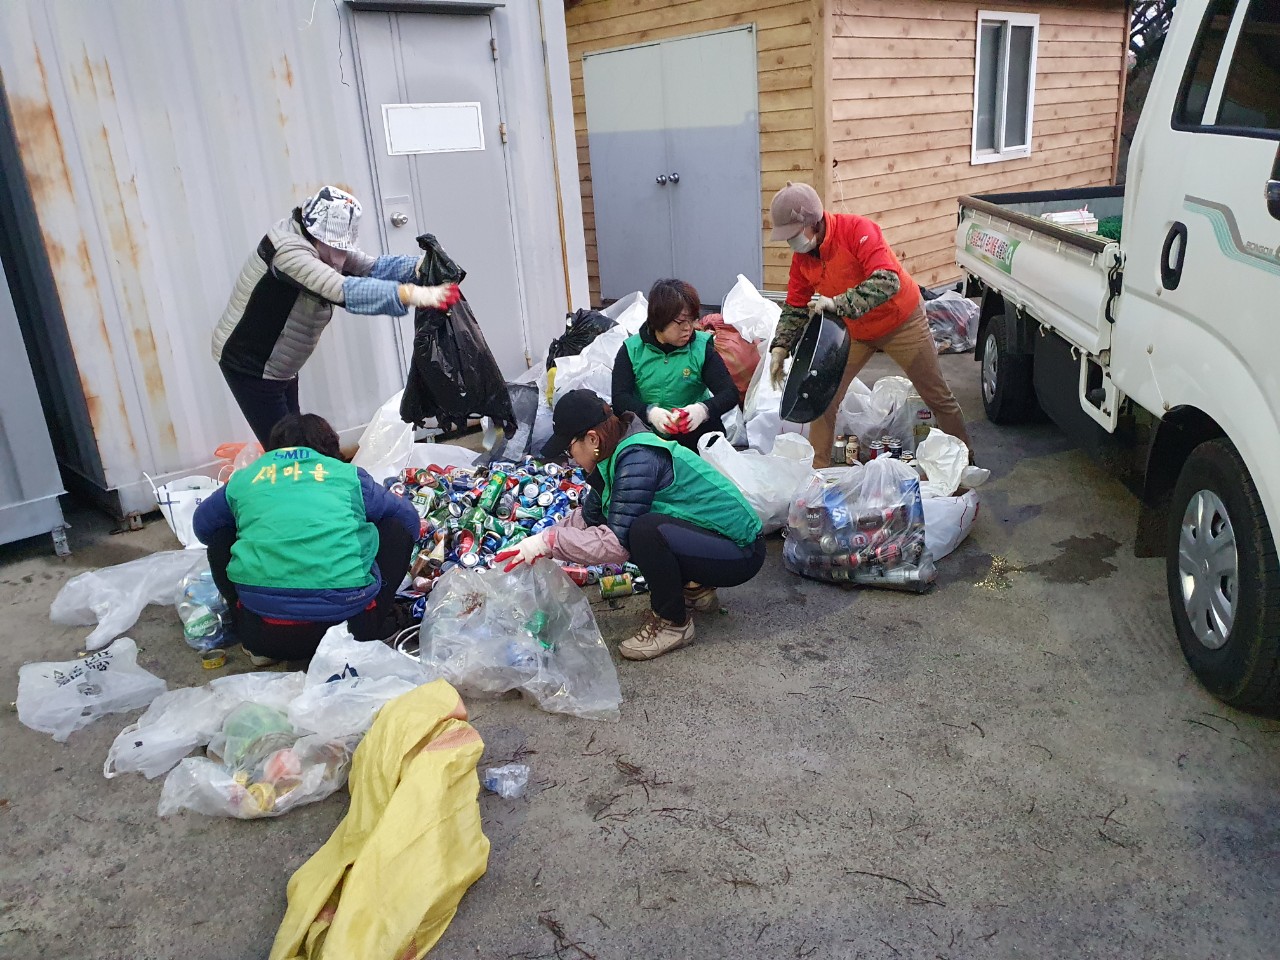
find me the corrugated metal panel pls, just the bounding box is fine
[0,260,66,547]
[0,0,407,513]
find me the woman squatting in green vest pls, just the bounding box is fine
[495,389,766,661]
[193,414,420,666]
[611,279,740,452]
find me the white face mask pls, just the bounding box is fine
[788,231,817,254]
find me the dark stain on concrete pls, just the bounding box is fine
[778,642,830,665]
[1023,534,1122,584]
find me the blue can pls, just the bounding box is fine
[824,487,853,531]
[411,596,427,620]
[530,516,557,535]
[899,476,924,529]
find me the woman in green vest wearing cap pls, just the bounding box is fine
[612,278,739,452]
[497,389,765,661]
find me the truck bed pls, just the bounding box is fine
[956,185,1125,357]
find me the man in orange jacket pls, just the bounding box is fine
[767,182,974,468]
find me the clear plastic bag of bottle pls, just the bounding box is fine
[784,456,936,593]
[414,561,621,721]
[175,570,231,651]
[482,763,530,799]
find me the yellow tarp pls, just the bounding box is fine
[270,680,490,960]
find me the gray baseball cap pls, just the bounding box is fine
[769,182,823,241]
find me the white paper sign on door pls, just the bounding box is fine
[382,102,485,155]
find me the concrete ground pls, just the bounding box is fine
[3,353,1280,960]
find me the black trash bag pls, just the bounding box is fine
[400,234,516,435]
[546,308,616,369]
[478,383,541,464]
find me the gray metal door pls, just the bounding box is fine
[582,43,674,301]
[661,29,761,304]
[352,12,529,374]
[583,28,761,305]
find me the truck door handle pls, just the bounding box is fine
[1267,180,1280,221]
[1161,221,1188,291]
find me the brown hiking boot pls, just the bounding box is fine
[683,583,721,613]
[618,611,695,661]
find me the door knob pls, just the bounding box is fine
[390,212,409,227]
[1267,179,1280,221]
[1160,222,1188,291]
[655,174,668,185]
[669,172,680,184]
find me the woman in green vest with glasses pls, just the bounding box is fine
[498,389,765,661]
[611,279,739,452]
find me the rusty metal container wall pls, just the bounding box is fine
[0,1,409,515]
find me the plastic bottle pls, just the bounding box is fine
[176,572,230,651]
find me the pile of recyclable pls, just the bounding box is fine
[388,458,588,605]
[783,456,937,593]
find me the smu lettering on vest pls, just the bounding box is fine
[599,433,762,546]
[224,448,379,590]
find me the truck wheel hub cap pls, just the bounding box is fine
[1178,489,1237,651]
[982,334,998,403]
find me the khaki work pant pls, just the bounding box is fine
[809,303,974,469]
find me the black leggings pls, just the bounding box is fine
[627,512,766,622]
[205,518,414,661]
[220,365,301,447]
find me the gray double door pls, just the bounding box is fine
[583,27,762,306]
[352,11,528,374]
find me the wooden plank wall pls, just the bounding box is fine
[565,0,819,303]
[829,0,1128,288]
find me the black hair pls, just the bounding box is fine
[645,278,700,334]
[268,413,342,459]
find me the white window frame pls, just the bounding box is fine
[971,10,1040,165]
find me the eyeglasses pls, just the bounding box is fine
[671,313,696,328]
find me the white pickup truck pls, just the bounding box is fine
[956,0,1280,712]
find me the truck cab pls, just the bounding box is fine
[957,0,1280,711]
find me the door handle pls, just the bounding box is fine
[1267,180,1280,221]
[656,174,668,185]
[669,172,680,184]
[390,212,409,227]
[1160,221,1188,291]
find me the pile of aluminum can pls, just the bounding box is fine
[387,457,588,603]
[782,473,936,592]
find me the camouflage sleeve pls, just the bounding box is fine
[833,269,901,319]
[770,303,811,353]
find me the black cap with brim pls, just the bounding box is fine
[541,388,611,461]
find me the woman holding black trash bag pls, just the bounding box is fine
[495,389,765,661]
[611,279,740,452]
[212,185,460,445]
[193,413,419,666]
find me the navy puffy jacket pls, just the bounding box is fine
[583,441,675,551]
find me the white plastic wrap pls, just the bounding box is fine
[351,390,415,481]
[151,475,223,549]
[50,549,210,651]
[17,638,167,742]
[552,293,648,407]
[837,376,914,447]
[925,291,980,354]
[698,432,816,534]
[417,561,621,721]
[922,490,981,562]
[103,671,305,780]
[482,763,530,799]
[721,274,780,343]
[914,428,990,498]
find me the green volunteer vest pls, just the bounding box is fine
[599,432,762,547]
[624,330,713,411]
[224,447,378,590]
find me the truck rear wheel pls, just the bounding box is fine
[980,315,1038,423]
[1166,439,1280,714]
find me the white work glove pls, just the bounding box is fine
[769,347,789,390]
[647,406,678,434]
[494,531,553,573]
[673,403,708,434]
[810,294,838,318]
[398,282,461,310]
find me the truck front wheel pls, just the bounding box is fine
[980,315,1038,424]
[1167,439,1280,714]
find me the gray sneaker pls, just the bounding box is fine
[619,612,695,661]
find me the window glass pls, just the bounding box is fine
[976,22,1003,152]
[1005,25,1035,148]
[1175,0,1238,125]
[1217,0,1280,130]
